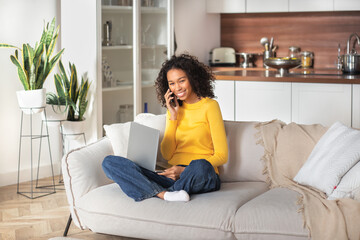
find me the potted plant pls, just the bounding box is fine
[42,72,68,122]
[56,61,91,138]
[0,17,64,114]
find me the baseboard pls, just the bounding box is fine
[0,163,61,187]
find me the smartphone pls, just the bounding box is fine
[169,92,176,107]
[169,91,182,107]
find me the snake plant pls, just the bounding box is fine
[54,60,90,121]
[45,71,68,113]
[0,17,64,90]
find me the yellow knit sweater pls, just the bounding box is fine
[160,98,228,174]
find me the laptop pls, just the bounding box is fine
[127,122,160,172]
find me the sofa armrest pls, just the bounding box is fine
[62,137,114,228]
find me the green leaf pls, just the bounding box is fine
[78,77,90,121]
[54,74,66,102]
[45,18,56,50]
[35,44,48,89]
[58,60,70,91]
[39,23,47,45]
[10,55,29,90]
[22,44,31,78]
[47,26,59,57]
[34,42,44,59]
[29,63,36,90]
[0,43,20,49]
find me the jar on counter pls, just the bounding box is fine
[288,46,301,59]
[300,51,314,68]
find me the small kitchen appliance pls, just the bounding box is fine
[237,52,260,68]
[209,47,236,66]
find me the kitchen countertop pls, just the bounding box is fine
[213,67,360,84]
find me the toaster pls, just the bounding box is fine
[209,47,236,66]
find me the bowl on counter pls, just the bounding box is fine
[264,57,301,75]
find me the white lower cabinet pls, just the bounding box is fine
[235,81,292,123]
[216,80,354,128]
[292,83,352,127]
[214,80,235,121]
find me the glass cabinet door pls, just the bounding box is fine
[141,0,170,116]
[101,0,173,126]
[101,0,134,125]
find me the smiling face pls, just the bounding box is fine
[167,68,199,104]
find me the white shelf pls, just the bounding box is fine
[102,81,155,92]
[102,5,167,14]
[142,44,167,49]
[102,45,133,50]
[102,45,166,50]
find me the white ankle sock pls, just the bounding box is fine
[164,190,190,202]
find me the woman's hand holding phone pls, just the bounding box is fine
[165,89,179,120]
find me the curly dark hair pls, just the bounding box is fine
[155,53,215,107]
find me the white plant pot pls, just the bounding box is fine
[61,119,86,140]
[16,89,46,114]
[42,104,68,124]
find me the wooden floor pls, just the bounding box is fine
[0,176,138,240]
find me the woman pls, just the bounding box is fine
[102,54,228,202]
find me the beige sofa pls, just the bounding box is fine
[62,114,309,240]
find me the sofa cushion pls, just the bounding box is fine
[234,188,309,240]
[103,122,131,157]
[294,121,360,196]
[219,121,266,183]
[328,160,360,200]
[75,182,268,240]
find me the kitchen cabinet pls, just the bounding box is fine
[289,0,333,12]
[206,0,245,13]
[334,0,360,11]
[291,83,352,127]
[100,0,174,126]
[352,85,360,129]
[246,0,289,13]
[235,81,292,122]
[207,0,360,13]
[215,79,354,127]
[214,80,235,121]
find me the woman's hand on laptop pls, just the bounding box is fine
[158,166,185,181]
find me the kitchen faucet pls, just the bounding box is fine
[346,33,360,54]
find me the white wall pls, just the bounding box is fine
[174,0,220,64]
[0,0,62,187]
[60,0,100,142]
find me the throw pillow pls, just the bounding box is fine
[328,161,360,200]
[134,113,166,139]
[103,122,131,157]
[293,122,360,196]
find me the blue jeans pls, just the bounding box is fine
[102,156,221,201]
